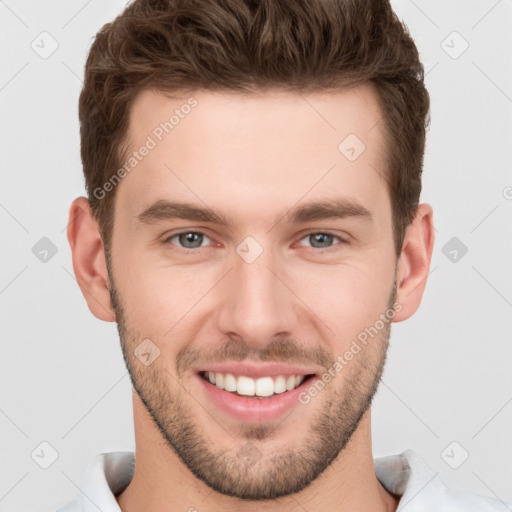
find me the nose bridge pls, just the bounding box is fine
[216,243,296,347]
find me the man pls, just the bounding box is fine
[59,0,509,510]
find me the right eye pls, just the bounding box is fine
[163,231,214,250]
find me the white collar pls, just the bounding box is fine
[58,449,509,511]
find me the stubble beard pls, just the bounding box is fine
[106,255,396,500]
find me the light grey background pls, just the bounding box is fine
[1,1,511,511]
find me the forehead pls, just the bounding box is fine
[116,86,389,229]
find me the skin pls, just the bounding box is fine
[67,84,435,512]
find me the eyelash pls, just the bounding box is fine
[162,230,347,252]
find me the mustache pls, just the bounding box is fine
[176,337,334,377]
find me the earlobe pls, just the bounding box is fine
[393,203,435,323]
[67,197,116,322]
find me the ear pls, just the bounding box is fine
[393,203,435,322]
[67,197,116,322]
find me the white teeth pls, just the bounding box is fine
[274,375,287,394]
[237,376,255,396]
[224,373,237,392]
[204,372,307,397]
[255,377,274,397]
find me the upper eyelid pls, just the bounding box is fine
[296,232,345,244]
[164,230,214,244]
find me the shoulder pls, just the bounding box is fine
[55,451,135,512]
[374,449,511,511]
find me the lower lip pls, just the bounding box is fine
[195,374,313,424]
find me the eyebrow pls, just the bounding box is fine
[135,198,373,227]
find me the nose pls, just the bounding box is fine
[216,246,298,349]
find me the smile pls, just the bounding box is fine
[201,371,308,398]
[194,363,320,423]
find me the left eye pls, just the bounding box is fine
[298,232,343,249]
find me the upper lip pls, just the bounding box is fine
[194,361,320,379]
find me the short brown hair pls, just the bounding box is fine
[79,0,430,257]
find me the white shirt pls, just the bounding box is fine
[56,449,510,511]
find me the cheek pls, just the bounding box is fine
[114,251,220,335]
[287,259,394,342]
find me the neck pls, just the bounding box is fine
[116,391,398,512]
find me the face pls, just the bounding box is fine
[106,86,399,499]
